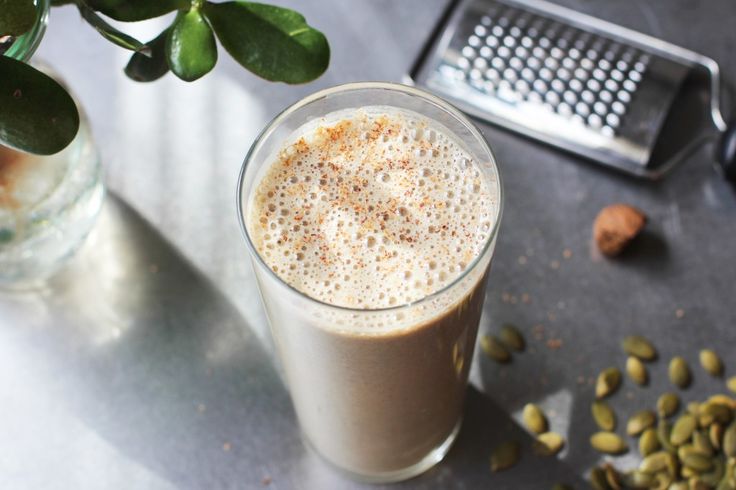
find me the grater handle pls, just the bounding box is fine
[716,120,736,182]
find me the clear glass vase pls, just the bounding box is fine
[0,0,105,288]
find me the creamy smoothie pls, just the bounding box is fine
[244,105,500,478]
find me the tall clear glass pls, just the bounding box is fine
[237,82,503,482]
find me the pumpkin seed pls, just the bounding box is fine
[642,427,664,455]
[596,367,622,399]
[490,440,520,472]
[668,482,688,490]
[657,419,676,453]
[707,394,736,410]
[498,324,525,352]
[621,470,654,488]
[700,349,724,377]
[693,430,715,456]
[534,431,564,456]
[590,431,628,455]
[639,427,660,456]
[627,409,656,436]
[622,335,657,361]
[669,357,692,389]
[700,456,725,486]
[700,402,733,426]
[590,467,612,490]
[671,414,698,446]
[626,356,648,386]
[724,422,736,458]
[551,485,573,490]
[653,472,673,488]
[639,451,671,473]
[481,335,511,363]
[603,463,623,490]
[710,423,724,450]
[727,376,736,394]
[657,392,681,418]
[682,452,714,472]
[592,400,617,431]
[688,401,701,415]
[522,403,548,434]
[689,479,710,490]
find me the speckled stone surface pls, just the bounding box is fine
[2,1,736,488]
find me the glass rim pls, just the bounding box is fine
[236,81,504,314]
[5,0,50,62]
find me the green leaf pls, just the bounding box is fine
[0,0,36,36]
[84,0,188,22]
[167,9,217,82]
[78,2,150,53]
[125,28,170,82]
[204,1,329,84]
[0,56,80,155]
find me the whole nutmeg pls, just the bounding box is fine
[593,204,647,256]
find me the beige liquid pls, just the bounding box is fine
[246,107,498,476]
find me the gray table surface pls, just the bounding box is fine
[3,1,736,488]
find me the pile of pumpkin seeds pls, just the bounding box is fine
[587,336,736,489]
[481,330,736,489]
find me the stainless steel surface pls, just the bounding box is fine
[4,1,736,489]
[409,0,727,178]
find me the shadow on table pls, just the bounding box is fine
[5,194,589,489]
[406,385,589,489]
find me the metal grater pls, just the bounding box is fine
[407,0,731,179]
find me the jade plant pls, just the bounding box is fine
[0,0,330,155]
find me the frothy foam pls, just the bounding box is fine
[246,107,498,309]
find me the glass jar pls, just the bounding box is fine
[0,0,104,288]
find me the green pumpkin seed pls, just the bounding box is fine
[669,357,692,389]
[653,472,673,488]
[707,394,736,409]
[700,349,724,377]
[671,414,697,446]
[682,452,714,472]
[687,401,701,415]
[522,403,548,434]
[657,392,680,418]
[481,335,511,363]
[724,422,736,458]
[693,430,715,456]
[499,324,525,352]
[710,423,724,450]
[626,356,648,386]
[727,376,736,394]
[639,451,671,473]
[657,419,676,453]
[690,480,710,490]
[627,410,656,436]
[534,432,565,456]
[700,456,725,486]
[639,428,660,456]
[590,431,628,455]
[603,463,623,490]
[621,470,654,488]
[596,367,622,399]
[668,482,688,490]
[590,467,612,490]
[551,485,573,490]
[592,400,617,431]
[622,335,657,361]
[700,402,734,427]
[490,440,520,472]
